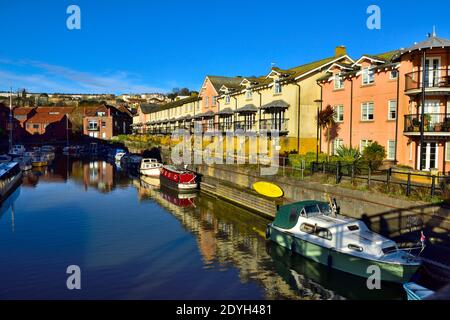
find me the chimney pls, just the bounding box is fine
[335,45,347,57]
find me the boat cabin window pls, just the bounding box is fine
[348,244,363,252]
[300,223,332,241]
[304,205,321,216]
[382,246,397,255]
[348,225,359,231]
[289,208,298,223]
[317,203,332,215]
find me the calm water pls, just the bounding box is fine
[0,157,405,300]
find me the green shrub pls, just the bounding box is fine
[361,142,386,170]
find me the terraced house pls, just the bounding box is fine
[144,96,202,135]
[214,46,352,154]
[319,32,450,173]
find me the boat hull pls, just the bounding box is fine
[140,168,161,177]
[0,170,22,203]
[32,161,48,167]
[160,174,198,192]
[269,225,420,283]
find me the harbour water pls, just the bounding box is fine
[0,157,405,300]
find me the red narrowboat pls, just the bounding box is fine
[160,165,198,192]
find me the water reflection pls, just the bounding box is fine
[0,157,405,300]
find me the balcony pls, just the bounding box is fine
[405,68,450,96]
[259,119,289,135]
[404,113,450,136]
[234,120,258,132]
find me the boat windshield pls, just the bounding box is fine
[317,203,332,215]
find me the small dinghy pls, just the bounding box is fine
[403,282,434,300]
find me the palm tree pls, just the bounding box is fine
[318,105,336,161]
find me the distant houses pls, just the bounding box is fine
[0,103,132,143]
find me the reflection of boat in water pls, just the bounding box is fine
[140,175,160,189]
[0,185,20,220]
[0,162,22,203]
[267,200,421,283]
[159,185,197,208]
[31,157,48,167]
[266,241,404,300]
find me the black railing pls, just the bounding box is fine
[259,119,289,132]
[404,113,450,133]
[405,68,450,92]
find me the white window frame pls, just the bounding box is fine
[390,69,398,80]
[212,96,217,106]
[446,142,450,162]
[361,102,374,121]
[388,100,397,120]
[334,73,344,89]
[360,139,373,153]
[334,105,344,122]
[332,138,344,155]
[246,90,253,100]
[274,81,282,94]
[387,140,396,160]
[362,67,375,85]
[225,95,231,104]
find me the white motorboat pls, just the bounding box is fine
[140,158,163,177]
[267,200,422,283]
[0,154,12,163]
[115,152,127,162]
[9,145,26,157]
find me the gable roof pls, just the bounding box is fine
[207,76,244,93]
[394,33,450,59]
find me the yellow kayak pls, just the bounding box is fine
[253,181,284,198]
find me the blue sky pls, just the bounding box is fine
[0,0,449,94]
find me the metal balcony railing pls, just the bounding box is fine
[405,68,450,92]
[404,113,450,133]
[259,119,289,132]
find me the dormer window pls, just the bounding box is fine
[274,81,282,94]
[97,111,106,117]
[390,70,398,80]
[246,90,253,100]
[362,67,375,85]
[334,73,344,89]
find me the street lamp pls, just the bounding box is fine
[314,99,323,163]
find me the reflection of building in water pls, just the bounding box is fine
[81,161,114,193]
[139,183,331,300]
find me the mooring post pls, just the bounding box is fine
[406,172,412,196]
[431,175,436,197]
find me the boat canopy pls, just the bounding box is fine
[273,200,330,229]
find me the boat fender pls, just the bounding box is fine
[291,240,296,256]
[327,252,333,268]
[265,225,271,240]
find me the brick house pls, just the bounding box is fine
[82,104,132,140]
[25,107,74,140]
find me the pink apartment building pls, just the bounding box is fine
[319,33,450,173]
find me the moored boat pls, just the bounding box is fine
[31,156,48,167]
[9,145,26,157]
[160,165,198,192]
[140,158,163,177]
[267,200,422,283]
[115,152,127,162]
[0,162,22,203]
[0,154,12,164]
[403,282,435,300]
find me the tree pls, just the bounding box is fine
[361,142,386,170]
[318,105,336,161]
